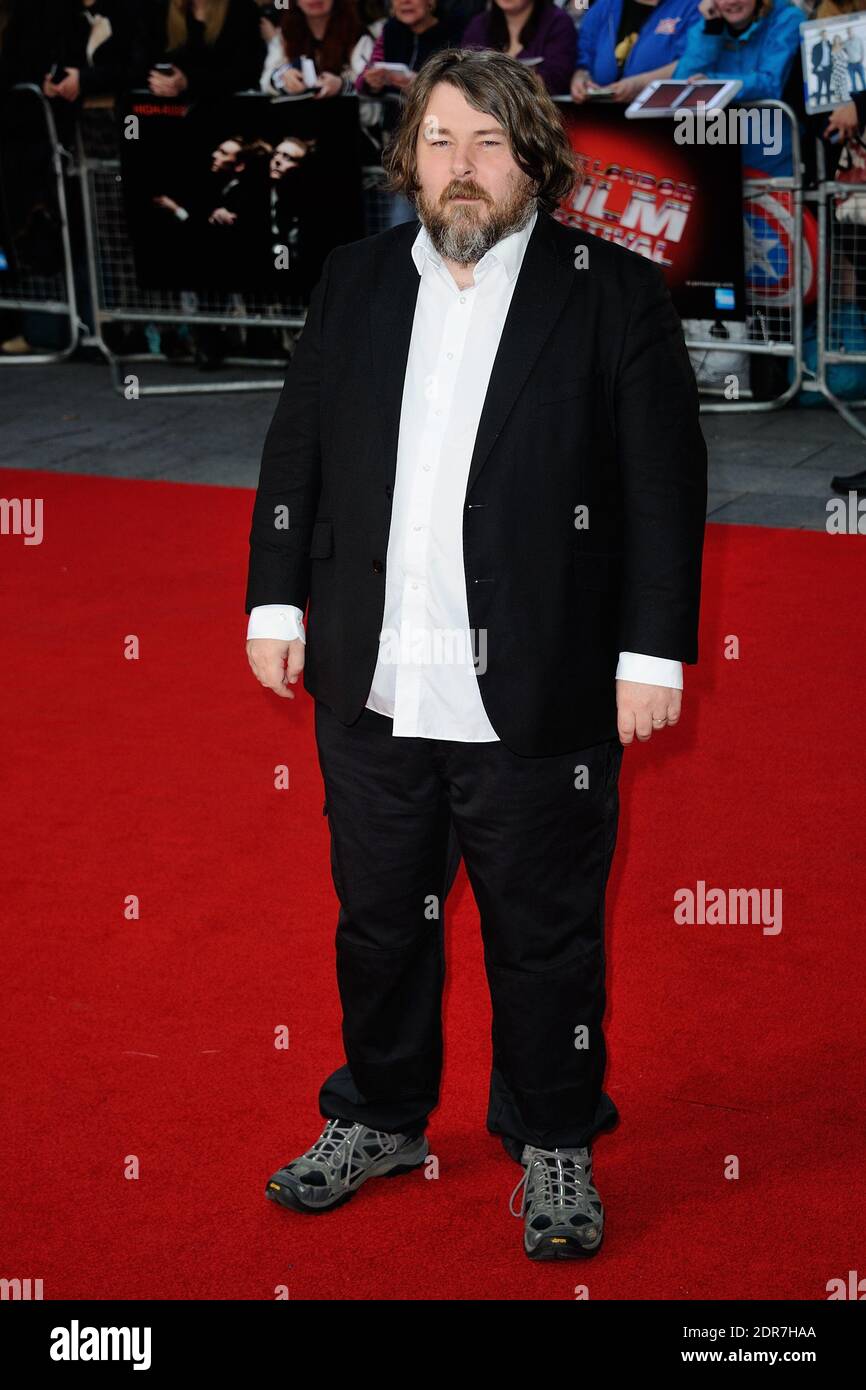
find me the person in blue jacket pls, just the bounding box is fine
[571,0,703,104]
[673,0,803,173]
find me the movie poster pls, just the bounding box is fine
[118,92,365,300]
[557,103,746,321]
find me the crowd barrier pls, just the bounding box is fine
[0,84,80,363]
[810,137,866,438]
[0,88,834,419]
[690,101,804,415]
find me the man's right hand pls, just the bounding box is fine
[246,637,305,699]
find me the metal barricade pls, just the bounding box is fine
[813,136,866,438]
[679,101,804,413]
[0,84,79,364]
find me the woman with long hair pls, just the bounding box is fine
[144,0,266,99]
[830,29,851,101]
[462,0,578,95]
[261,0,367,97]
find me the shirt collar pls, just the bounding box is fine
[410,204,538,285]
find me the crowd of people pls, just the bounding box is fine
[2,0,866,364]
[0,0,862,135]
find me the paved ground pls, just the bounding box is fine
[3,358,864,530]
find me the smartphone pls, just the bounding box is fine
[49,64,69,83]
[153,63,175,75]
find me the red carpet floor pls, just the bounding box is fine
[1,465,864,1301]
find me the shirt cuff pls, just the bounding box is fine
[616,652,683,689]
[246,604,306,643]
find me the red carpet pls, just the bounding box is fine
[1,465,864,1300]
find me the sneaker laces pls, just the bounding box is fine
[509,1146,590,1219]
[302,1119,400,1178]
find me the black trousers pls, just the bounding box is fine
[314,699,622,1164]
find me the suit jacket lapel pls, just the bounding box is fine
[368,208,581,497]
[368,217,421,497]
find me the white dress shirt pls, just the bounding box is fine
[247,206,683,737]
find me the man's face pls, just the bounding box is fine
[270,140,306,181]
[211,140,242,174]
[413,83,537,267]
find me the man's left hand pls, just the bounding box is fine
[616,680,681,745]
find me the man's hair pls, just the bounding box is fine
[381,48,579,214]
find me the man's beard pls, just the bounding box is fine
[414,174,537,267]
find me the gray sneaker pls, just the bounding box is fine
[265,1118,428,1213]
[509,1144,604,1260]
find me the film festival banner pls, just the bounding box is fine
[556,103,746,321]
[118,92,365,300]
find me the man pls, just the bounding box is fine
[845,28,865,95]
[812,30,833,106]
[152,136,247,228]
[245,47,707,1261]
[268,136,316,293]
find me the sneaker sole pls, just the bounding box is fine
[265,1152,428,1214]
[526,1230,604,1260]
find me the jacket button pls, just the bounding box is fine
[384,485,393,498]
[372,559,383,574]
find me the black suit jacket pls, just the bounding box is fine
[245,209,708,756]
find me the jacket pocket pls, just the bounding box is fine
[308,518,334,559]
